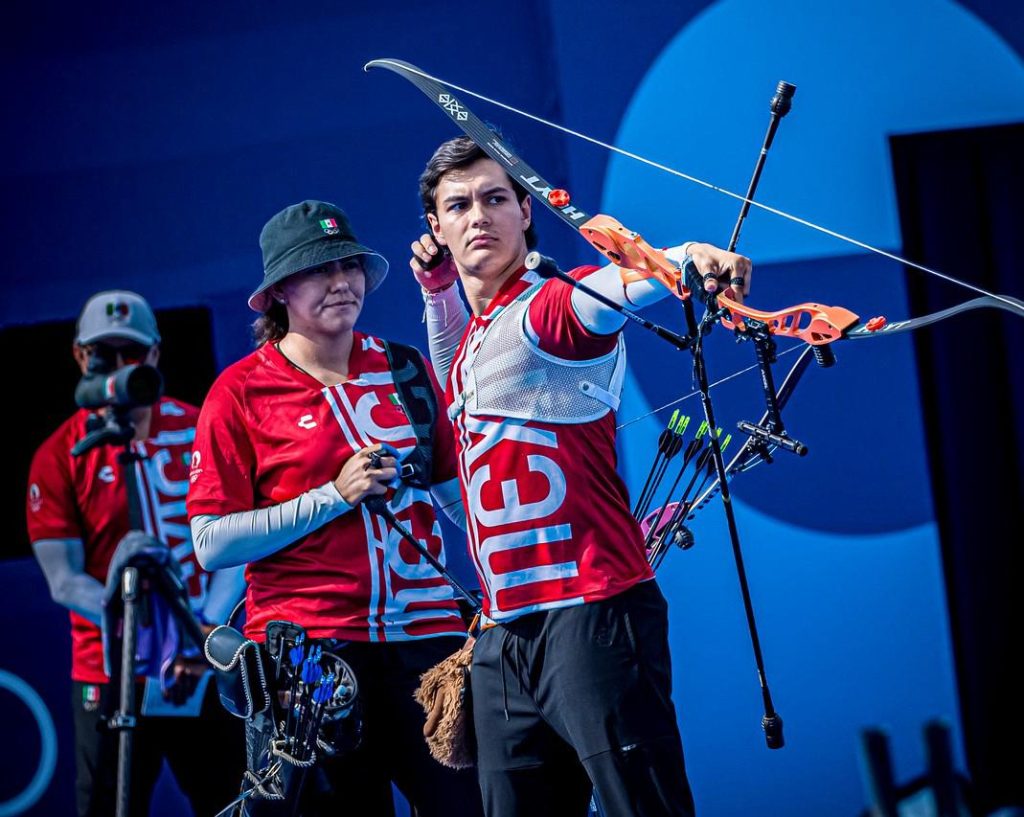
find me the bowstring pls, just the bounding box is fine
[386,61,1022,314]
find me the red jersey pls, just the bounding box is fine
[186,332,464,643]
[448,266,654,621]
[27,398,209,683]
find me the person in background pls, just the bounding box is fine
[27,289,246,817]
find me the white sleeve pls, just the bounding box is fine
[431,477,466,531]
[32,538,105,625]
[423,285,469,387]
[191,482,353,571]
[569,244,692,335]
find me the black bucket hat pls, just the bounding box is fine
[249,200,389,312]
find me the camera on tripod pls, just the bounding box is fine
[71,342,164,456]
[75,342,163,410]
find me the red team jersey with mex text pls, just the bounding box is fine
[27,398,210,683]
[448,266,654,621]
[186,333,464,643]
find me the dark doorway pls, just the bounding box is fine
[890,122,1024,812]
[3,305,217,562]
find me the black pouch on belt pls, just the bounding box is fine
[204,624,271,720]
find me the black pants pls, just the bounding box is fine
[242,636,484,817]
[72,677,245,817]
[471,581,696,817]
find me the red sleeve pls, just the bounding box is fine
[526,264,619,360]
[426,355,458,484]
[186,372,259,518]
[26,424,82,542]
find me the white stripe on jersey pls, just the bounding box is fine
[493,595,586,619]
[477,523,573,565]
[323,385,367,451]
[479,524,578,614]
[490,562,580,594]
[461,415,557,469]
[150,428,196,446]
[361,506,384,642]
[348,371,397,387]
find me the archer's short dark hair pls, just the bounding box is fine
[418,135,538,249]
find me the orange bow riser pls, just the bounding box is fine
[715,290,862,346]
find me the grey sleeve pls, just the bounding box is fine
[423,285,470,387]
[197,564,248,625]
[32,538,105,625]
[190,482,353,571]
[431,477,466,531]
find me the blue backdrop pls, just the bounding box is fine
[3,1,1023,815]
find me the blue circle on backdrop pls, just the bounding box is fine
[606,0,1024,533]
[0,670,57,816]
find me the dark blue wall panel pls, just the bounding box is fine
[3,2,1022,815]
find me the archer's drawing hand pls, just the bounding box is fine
[410,233,459,293]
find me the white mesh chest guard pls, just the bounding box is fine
[451,280,626,424]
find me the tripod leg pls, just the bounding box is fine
[114,567,140,817]
[924,721,965,817]
[859,728,899,817]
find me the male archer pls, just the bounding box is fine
[409,135,751,817]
